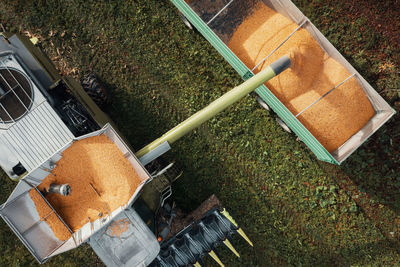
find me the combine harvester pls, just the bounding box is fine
[0,0,395,266]
[173,0,395,165]
[0,30,289,266]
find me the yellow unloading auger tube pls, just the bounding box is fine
[135,55,291,159]
[137,56,291,265]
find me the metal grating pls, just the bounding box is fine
[0,61,34,124]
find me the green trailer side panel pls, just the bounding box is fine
[170,0,338,164]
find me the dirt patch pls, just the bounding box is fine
[107,218,130,237]
[167,194,222,238]
[344,0,400,53]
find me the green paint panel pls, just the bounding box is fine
[170,0,338,164]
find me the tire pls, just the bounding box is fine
[276,118,292,133]
[81,73,108,107]
[256,96,270,111]
[179,13,194,30]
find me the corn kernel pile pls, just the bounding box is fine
[30,135,141,241]
[228,2,374,152]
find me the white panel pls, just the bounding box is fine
[29,168,52,181]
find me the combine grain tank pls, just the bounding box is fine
[0,124,157,264]
[171,0,395,164]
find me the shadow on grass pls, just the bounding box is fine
[342,116,400,214]
[98,78,399,265]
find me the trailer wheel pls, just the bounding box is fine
[256,96,270,111]
[179,13,193,30]
[81,73,108,107]
[276,118,292,133]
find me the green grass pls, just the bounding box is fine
[0,0,399,266]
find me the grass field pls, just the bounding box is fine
[0,0,399,266]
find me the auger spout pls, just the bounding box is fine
[136,56,291,158]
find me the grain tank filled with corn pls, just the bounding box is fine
[0,29,291,266]
[173,0,395,164]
